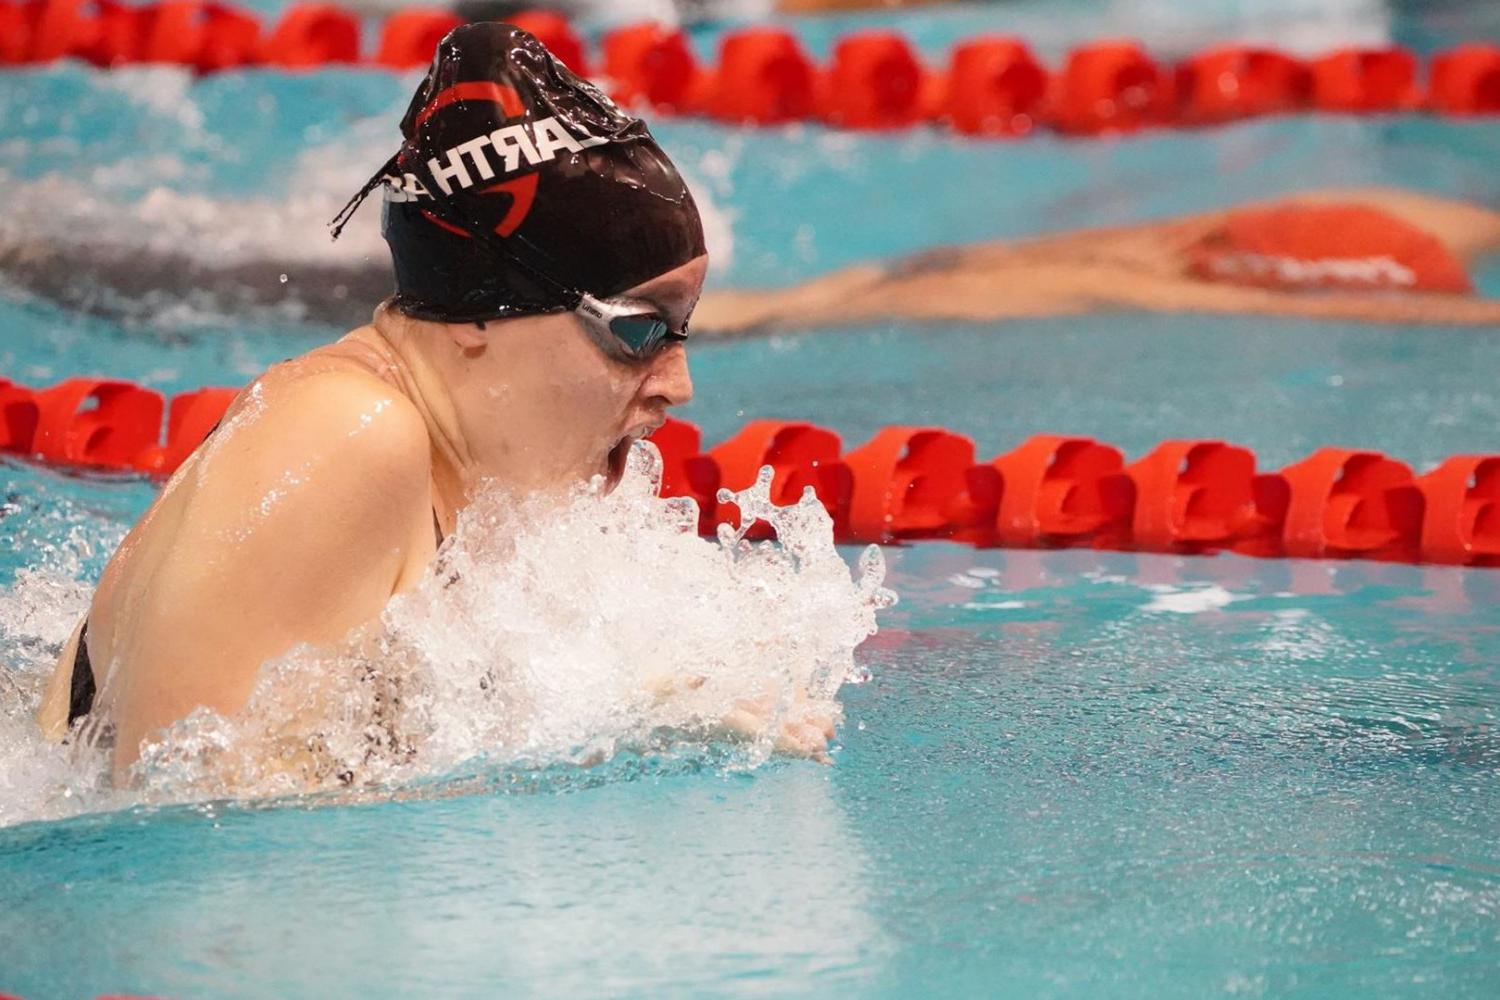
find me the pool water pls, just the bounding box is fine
[2,549,1498,997]
[3,0,1500,996]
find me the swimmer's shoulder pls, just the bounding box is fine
[188,353,432,523]
[230,336,426,447]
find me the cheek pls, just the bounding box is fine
[546,359,634,436]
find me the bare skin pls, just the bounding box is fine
[692,187,1500,337]
[34,254,826,780]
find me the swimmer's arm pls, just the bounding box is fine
[107,373,433,781]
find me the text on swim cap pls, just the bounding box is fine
[424,116,608,196]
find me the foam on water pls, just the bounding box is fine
[0,444,894,826]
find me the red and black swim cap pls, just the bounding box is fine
[332,22,706,323]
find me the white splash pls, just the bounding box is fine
[0,535,119,828]
[1140,583,1242,615]
[3,443,887,810]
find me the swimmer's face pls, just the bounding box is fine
[452,254,706,494]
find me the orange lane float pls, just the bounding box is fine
[600,21,703,113]
[941,37,1049,137]
[373,8,461,70]
[843,426,990,544]
[1124,440,1286,557]
[1416,456,1500,567]
[1310,47,1422,112]
[1049,40,1175,135]
[2,5,1495,133]
[1427,42,1500,114]
[1174,45,1311,125]
[707,27,820,125]
[193,3,262,73]
[820,30,927,130]
[709,420,853,539]
[259,3,359,69]
[3,374,1498,568]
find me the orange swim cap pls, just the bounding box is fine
[1188,204,1472,294]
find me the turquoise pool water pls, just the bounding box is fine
[2,547,1498,997]
[3,1,1500,996]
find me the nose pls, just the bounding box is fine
[646,344,693,408]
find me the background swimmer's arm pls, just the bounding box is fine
[105,373,433,781]
[1085,275,1500,325]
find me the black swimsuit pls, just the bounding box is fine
[67,622,96,726]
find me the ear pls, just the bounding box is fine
[445,321,489,350]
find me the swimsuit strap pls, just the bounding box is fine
[68,621,96,726]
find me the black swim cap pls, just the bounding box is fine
[331,22,706,323]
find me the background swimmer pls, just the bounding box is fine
[692,187,1500,335]
[5,187,1495,333]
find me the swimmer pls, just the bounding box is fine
[691,187,1500,335]
[34,23,833,782]
[5,187,1496,333]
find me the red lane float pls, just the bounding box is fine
[259,3,358,69]
[3,6,1496,133]
[1311,47,1421,112]
[1416,456,1500,566]
[843,426,984,543]
[708,28,819,125]
[601,21,703,113]
[137,385,239,473]
[1279,449,1424,561]
[942,37,1049,137]
[651,416,721,535]
[1174,45,1310,125]
[195,3,262,73]
[708,420,853,539]
[1428,42,1500,114]
[1124,439,1287,556]
[3,374,1499,568]
[1051,40,1174,134]
[820,30,926,130]
[0,379,41,451]
[374,8,462,70]
[31,378,164,468]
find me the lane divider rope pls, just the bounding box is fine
[1,4,1497,134]
[3,374,1497,566]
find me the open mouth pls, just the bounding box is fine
[604,424,662,490]
[605,435,633,490]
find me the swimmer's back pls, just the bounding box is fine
[37,333,440,778]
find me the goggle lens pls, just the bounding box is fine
[608,313,673,356]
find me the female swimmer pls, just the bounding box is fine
[36,23,832,779]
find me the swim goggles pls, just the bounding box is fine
[573,293,688,361]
